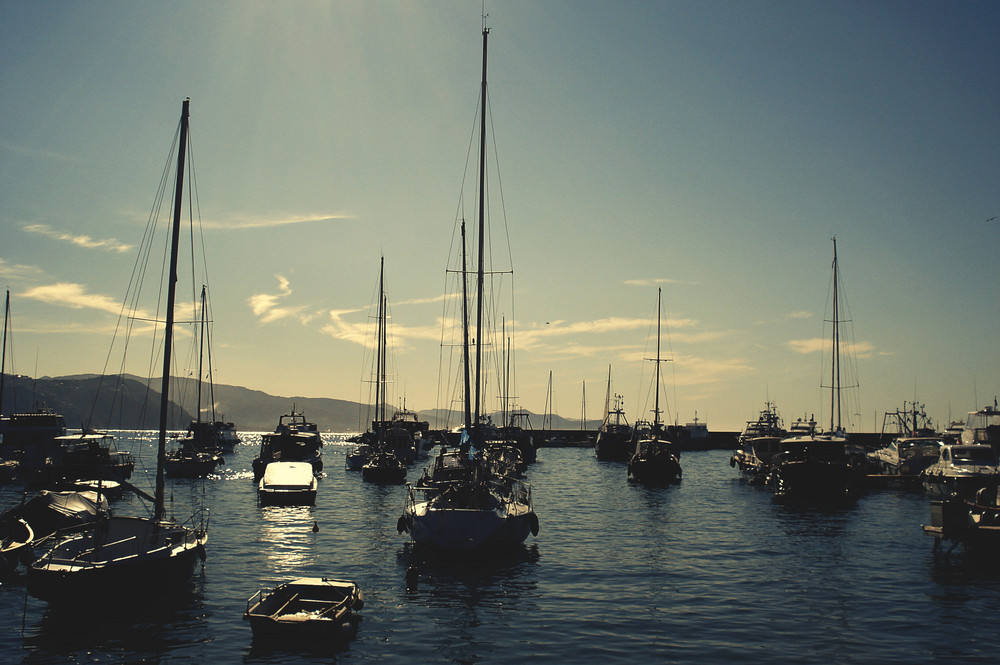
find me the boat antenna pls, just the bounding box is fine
[156,98,189,525]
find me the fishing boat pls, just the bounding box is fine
[27,99,208,604]
[244,577,364,641]
[164,442,223,479]
[869,402,942,479]
[398,23,537,552]
[920,443,999,500]
[767,239,866,499]
[258,461,317,506]
[731,401,786,484]
[627,288,682,485]
[253,409,323,481]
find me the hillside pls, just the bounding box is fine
[2,373,598,433]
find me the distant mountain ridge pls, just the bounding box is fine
[1,373,597,433]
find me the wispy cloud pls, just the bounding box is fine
[785,310,813,320]
[788,337,874,358]
[0,258,44,279]
[24,223,132,253]
[22,282,126,315]
[247,275,316,324]
[198,213,355,230]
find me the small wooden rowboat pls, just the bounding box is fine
[244,577,363,640]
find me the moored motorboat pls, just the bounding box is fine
[244,577,363,641]
[252,410,323,481]
[924,480,1000,554]
[960,402,1000,453]
[920,443,998,500]
[258,461,317,506]
[24,431,135,488]
[731,401,786,484]
[869,435,944,477]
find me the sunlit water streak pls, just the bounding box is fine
[2,433,1000,663]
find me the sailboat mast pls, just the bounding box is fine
[460,221,472,432]
[831,237,841,432]
[0,290,8,417]
[156,98,189,523]
[196,285,206,426]
[473,25,489,442]
[376,256,385,446]
[654,287,662,428]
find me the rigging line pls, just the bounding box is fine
[90,120,181,428]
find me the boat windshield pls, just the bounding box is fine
[952,447,998,465]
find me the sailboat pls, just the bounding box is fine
[182,285,239,454]
[627,288,683,484]
[595,366,633,461]
[27,99,208,602]
[361,257,409,485]
[398,23,537,551]
[768,238,865,499]
[165,285,227,478]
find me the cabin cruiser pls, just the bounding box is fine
[920,443,998,500]
[258,461,317,506]
[767,430,866,499]
[869,435,944,476]
[252,410,323,481]
[731,402,786,484]
[960,403,1000,453]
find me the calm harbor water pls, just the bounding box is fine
[2,431,999,664]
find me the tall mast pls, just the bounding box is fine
[156,98,189,523]
[376,256,385,447]
[654,287,662,428]
[473,24,489,443]
[830,237,841,432]
[196,285,206,425]
[0,290,8,417]
[460,221,472,432]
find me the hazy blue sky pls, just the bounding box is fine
[1,1,997,431]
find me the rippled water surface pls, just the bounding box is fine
[3,432,1000,664]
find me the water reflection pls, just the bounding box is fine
[395,543,540,663]
[257,506,319,576]
[23,579,208,664]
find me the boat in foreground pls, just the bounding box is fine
[244,577,363,641]
[27,99,208,604]
[258,461,317,506]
